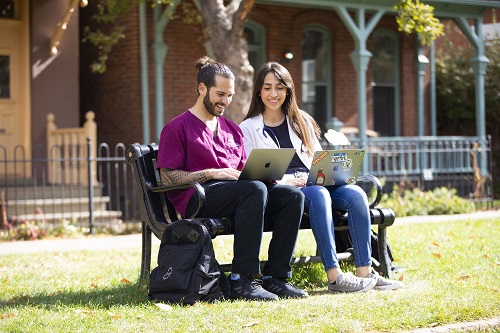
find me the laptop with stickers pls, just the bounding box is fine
[306,149,366,187]
[239,148,295,181]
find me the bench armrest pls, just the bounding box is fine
[356,175,383,209]
[144,181,206,218]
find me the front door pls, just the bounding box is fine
[0,0,31,177]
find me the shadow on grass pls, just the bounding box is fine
[1,280,150,309]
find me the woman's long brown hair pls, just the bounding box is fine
[245,61,321,156]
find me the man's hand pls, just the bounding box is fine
[206,168,241,180]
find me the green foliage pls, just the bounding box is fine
[82,25,126,74]
[82,0,137,74]
[382,185,476,217]
[178,1,202,25]
[82,0,199,74]
[436,25,500,138]
[394,0,444,46]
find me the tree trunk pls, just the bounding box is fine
[197,0,255,124]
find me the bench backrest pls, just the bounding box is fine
[126,143,178,239]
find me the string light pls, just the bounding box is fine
[50,0,87,55]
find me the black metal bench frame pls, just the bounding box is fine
[126,143,397,281]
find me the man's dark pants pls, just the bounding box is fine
[185,180,304,278]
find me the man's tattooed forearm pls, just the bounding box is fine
[160,168,208,186]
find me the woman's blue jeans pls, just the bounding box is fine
[301,184,372,270]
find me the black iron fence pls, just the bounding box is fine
[1,139,138,233]
[0,136,494,231]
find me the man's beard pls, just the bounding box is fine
[203,94,225,117]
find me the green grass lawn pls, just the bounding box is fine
[1,218,499,333]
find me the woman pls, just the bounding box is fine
[240,61,403,292]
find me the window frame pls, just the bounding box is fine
[371,29,401,136]
[301,24,333,130]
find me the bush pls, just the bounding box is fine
[382,185,476,217]
[0,219,141,242]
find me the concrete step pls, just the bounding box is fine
[1,184,106,200]
[5,196,112,215]
[10,210,123,225]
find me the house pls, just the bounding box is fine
[0,0,81,178]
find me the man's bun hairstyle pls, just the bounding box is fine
[194,56,235,94]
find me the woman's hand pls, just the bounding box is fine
[284,177,306,188]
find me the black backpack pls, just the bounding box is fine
[148,219,229,305]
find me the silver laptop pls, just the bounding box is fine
[239,148,295,181]
[306,149,365,186]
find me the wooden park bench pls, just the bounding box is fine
[125,143,397,282]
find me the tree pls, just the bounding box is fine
[436,26,499,138]
[435,22,500,198]
[192,0,255,124]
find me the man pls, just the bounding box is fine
[156,56,307,301]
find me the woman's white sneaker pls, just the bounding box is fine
[365,272,404,290]
[328,272,376,293]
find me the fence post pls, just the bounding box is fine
[87,137,95,234]
[83,111,98,185]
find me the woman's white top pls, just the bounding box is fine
[239,113,322,184]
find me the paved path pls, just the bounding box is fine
[0,233,160,255]
[393,209,500,225]
[406,317,500,333]
[1,210,499,255]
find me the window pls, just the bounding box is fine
[371,30,400,136]
[244,21,266,79]
[0,0,15,18]
[0,55,10,98]
[301,26,332,130]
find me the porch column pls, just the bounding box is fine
[153,6,168,142]
[149,1,181,141]
[470,55,489,176]
[334,6,384,175]
[349,49,372,149]
[417,42,429,136]
[455,16,489,175]
[139,3,150,144]
[430,41,437,136]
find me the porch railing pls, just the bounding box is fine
[324,135,493,200]
[46,111,97,186]
[0,136,494,231]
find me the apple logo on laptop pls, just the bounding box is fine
[265,162,271,168]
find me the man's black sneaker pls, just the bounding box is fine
[229,275,278,301]
[262,277,309,298]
